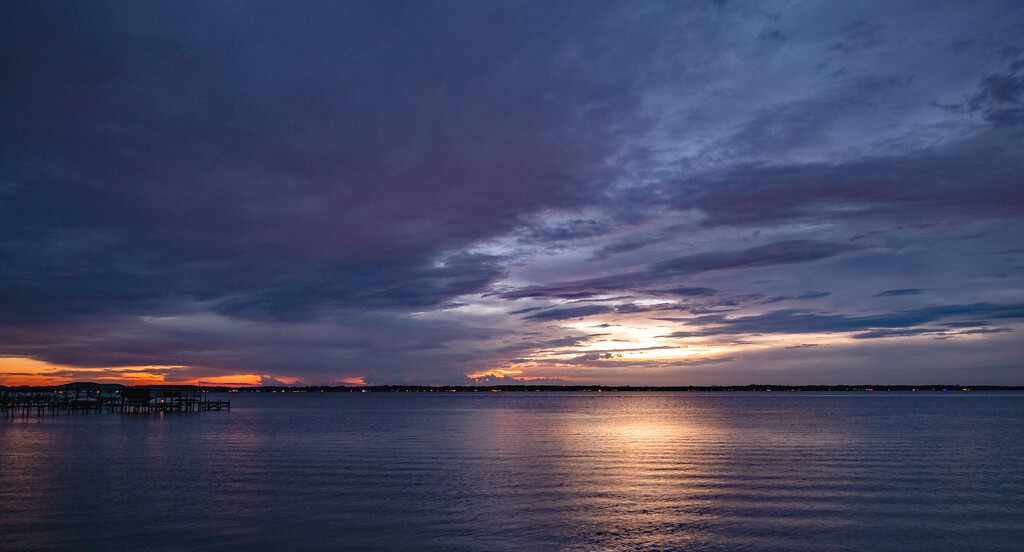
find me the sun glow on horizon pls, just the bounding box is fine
[466,368,524,379]
[0,356,262,387]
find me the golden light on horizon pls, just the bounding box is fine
[0,356,262,387]
[529,316,740,363]
[177,374,263,386]
[466,368,524,379]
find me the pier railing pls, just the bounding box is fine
[1,385,230,416]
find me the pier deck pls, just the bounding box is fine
[1,384,230,416]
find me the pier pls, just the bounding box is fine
[1,383,230,416]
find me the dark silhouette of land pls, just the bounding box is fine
[5,383,1022,398]
[1,383,229,415]
[213,384,1022,393]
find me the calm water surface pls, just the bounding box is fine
[2,392,1022,551]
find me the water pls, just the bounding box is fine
[2,392,1022,551]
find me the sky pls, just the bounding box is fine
[1,1,1022,387]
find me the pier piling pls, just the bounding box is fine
[2,383,230,416]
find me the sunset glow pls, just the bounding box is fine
[1,1,1021,387]
[0,357,262,387]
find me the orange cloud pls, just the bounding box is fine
[0,356,261,387]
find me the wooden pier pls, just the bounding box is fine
[1,383,230,416]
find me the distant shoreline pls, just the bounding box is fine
[4,383,1022,393]
[213,384,1022,393]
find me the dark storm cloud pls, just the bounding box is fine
[683,303,1024,337]
[851,328,947,339]
[966,60,1024,127]
[0,307,505,382]
[519,300,686,322]
[501,240,852,300]
[656,287,718,297]
[211,252,508,320]
[521,219,612,243]
[650,240,849,273]
[589,236,662,261]
[762,292,831,304]
[664,132,1024,228]
[523,305,615,322]
[874,289,926,297]
[502,335,601,352]
[702,74,914,162]
[509,306,546,316]
[4,0,688,367]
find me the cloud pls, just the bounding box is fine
[465,374,573,386]
[851,328,947,339]
[651,240,851,273]
[664,134,1024,228]
[959,327,1013,335]
[763,292,831,303]
[523,305,615,322]
[501,239,852,300]
[683,302,1024,337]
[1,1,1022,385]
[498,335,602,353]
[967,60,1024,127]
[521,219,613,243]
[259,376,303,386]
[3,1,654,325]
[874,289,926,297]
[655,287,718,297]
